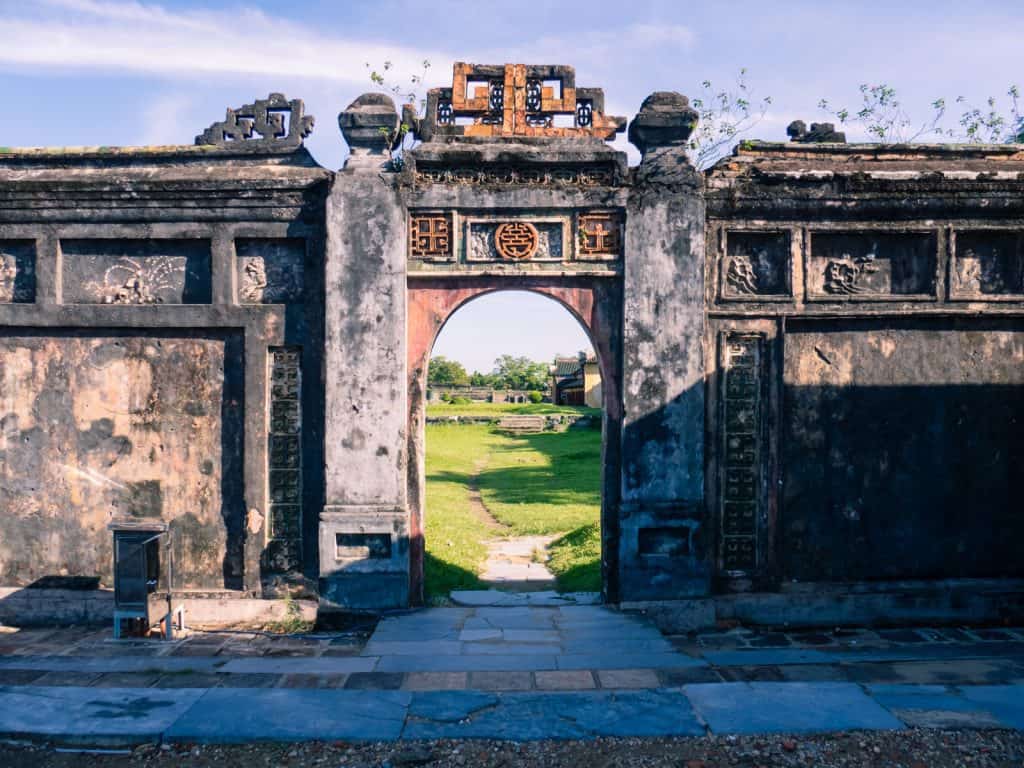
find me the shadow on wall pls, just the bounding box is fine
[782,383,1024,583]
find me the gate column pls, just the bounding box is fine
[320,95,411,609]
[619,93,710,602]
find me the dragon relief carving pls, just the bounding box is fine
[726,255,759,294]
[0,254,18,303]
[823,252,879,295]
[240,257,269,303]
[955,252,984,294]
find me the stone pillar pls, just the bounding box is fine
[320,95,410,610]
[619,93,708,601]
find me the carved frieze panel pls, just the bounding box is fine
[721,231,791,300]
[807,232,936,300]
[236,238,305,304]
[719,333,763,575]
[577,211,623,261]
[408,211,623,270]
[414,165,616,187]
[61,239,212,305]
[267,346,302,572]
[951,231,1024,300]
[0,241,36,303]
[467,219,565,262]
[409,212,453,261]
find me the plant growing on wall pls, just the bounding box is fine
[687,69,773,170]
[366,59,431,170]
[819,83,1022,143]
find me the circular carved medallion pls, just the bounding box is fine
[495,222,539,260]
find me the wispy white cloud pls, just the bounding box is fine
[136,91,196,146]
[2,0,454,88]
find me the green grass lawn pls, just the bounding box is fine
[426,401,600,419]
[424,422,602,598]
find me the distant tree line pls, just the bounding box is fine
[428,354,553,392]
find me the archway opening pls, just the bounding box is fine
[420,290,607,604]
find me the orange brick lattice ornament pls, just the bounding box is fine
[495,222,539,260]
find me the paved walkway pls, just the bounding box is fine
[479,535,557,590]
[1,608,1023,744]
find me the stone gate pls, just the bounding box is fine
[1,64,1022,628]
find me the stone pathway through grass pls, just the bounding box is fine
[467,456,558,591]
[424,421,602,599]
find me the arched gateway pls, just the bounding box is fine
[323,65,707,608]
[1,63,1022,629]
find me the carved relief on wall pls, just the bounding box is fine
[0,242,36,303]
[467,219,563,263]
[409,213,453,261]
[807,232,936,300]
[495,222,539,260]
[415,165,616,187]
[577,212,623,260]
[236,239,305,304]
[951,231,1024,299]
[719,333,763,575]
[721,232,791,299]
[62,239,212,305]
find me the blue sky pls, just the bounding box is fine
[3,0,1020,372]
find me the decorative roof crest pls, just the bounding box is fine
[196,93,314,148]
[412,63,626,142]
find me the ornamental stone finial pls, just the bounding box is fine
[628,92,699,158]
[338,93,400,170]
[195,93,314,148]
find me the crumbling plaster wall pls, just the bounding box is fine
[0,332,244,589]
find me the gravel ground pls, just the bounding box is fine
[2,730,1023,768]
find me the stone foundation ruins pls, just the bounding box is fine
[1,65,1021,628]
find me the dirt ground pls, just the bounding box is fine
[2,730,1023,768]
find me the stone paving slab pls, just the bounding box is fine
[450,590,601,607]
[960,685,1024,729]
[402,690,706,740]
[866,684,1006,728]
[0,682,1021,745]
[0,685,205,746]
[376,653,560,673]
[165,688,411,743]
[0,655,223,673]
[556,652,705,670]
[218,657,377,675]
[684,682,905,735]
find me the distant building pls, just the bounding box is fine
[550,353,602,408]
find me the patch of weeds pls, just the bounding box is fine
[264,597,314,635]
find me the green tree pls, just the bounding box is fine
[492,355,550,391]
[469,371,500,388]
[428,355,468,387]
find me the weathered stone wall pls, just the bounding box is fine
[1,82,1022,627]
[0,126,329,611]
[782,320,1024,582]
[704,142,1024,605]
[0,332,243,589]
